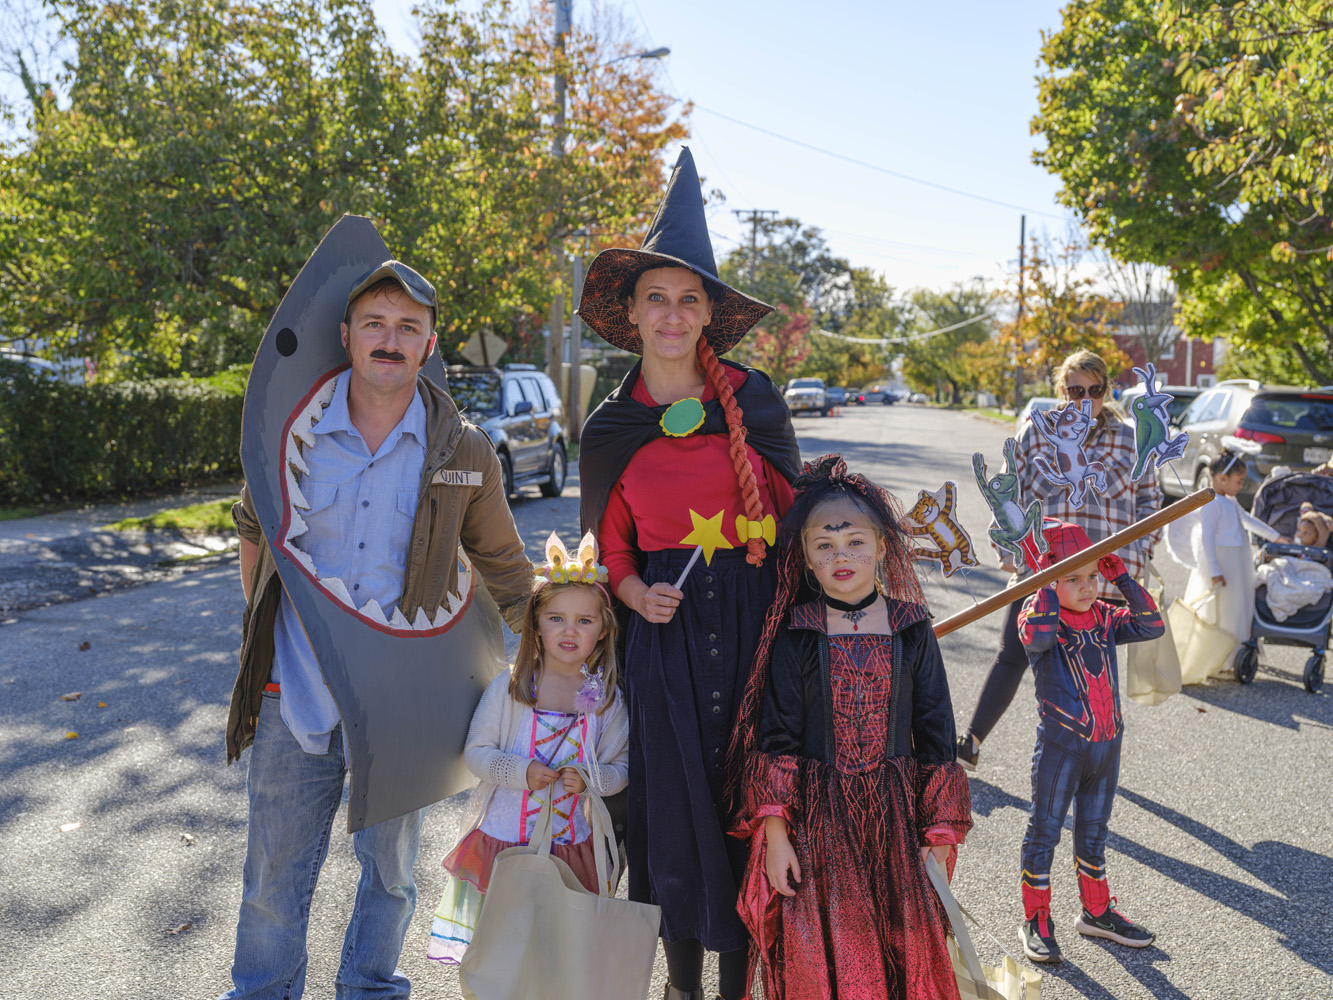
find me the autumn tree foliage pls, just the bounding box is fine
[748,306,812,387]
[0,0,686,374]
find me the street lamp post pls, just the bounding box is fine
[547,7,669,427]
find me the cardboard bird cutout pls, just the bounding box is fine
[1030,400,1107,509]
[1129,363,1189,481]
[241,214,508,832]
[903,482,979,577]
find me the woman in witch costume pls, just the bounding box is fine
[577,148,801,1000]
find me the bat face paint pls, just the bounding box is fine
[242,215,507,832]
[802,500,886,603]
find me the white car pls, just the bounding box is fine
[1015,396,1060,435]
[784,377,829,416]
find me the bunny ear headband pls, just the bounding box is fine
[536,531,610,595]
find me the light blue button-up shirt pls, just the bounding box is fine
[272,373,428,754]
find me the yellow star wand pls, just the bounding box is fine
[674,509,733,589]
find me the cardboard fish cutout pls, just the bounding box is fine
[903,482,979,577]
[1030,400,1107,509]
[241,214,507,832]
[974,438,1048,570]
[1129,363,1189,481]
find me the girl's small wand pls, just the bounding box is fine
[933,486,1215,639]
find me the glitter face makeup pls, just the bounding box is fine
[802,500,887,605]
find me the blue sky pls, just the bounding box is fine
[377,0,1080,294]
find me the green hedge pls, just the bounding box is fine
[0,364,245,504]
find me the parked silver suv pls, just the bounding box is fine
[445,364,567,499]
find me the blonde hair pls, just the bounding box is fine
[1053,348,1123,425]
[509,581,619,715]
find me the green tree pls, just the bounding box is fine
[1032,0,1333,383]
[899,279,997,404]
[802,267,903,387]
[0,0,685,375]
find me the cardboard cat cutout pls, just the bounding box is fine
[903,482,979,578]
[241,214,507,832]
[1030,400,1107,510]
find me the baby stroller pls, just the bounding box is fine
[1238,472,1333,693]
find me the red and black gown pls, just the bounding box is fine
[733,597,972,1000]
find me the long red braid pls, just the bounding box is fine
[696,336,767,567]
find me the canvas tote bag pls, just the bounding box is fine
[1123,560,1182,706]
[926,856,1042,1000]
[459,764,661,1000]
[1168,584,1239,686]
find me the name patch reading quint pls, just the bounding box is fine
[431,470,484,487]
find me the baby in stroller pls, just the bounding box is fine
[1240,472,1333,692]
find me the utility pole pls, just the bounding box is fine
[732,209,777,366]
[547,0,572,399]
[1014,214,1026,412]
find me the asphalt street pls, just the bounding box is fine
[1,403,1330,1000]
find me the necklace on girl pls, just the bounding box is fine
[824,590,879,631]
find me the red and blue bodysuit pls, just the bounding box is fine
[1017,559,1163,921]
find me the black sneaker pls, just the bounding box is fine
[1019,912,1062,963]
[956,734,979,771]
[1076,901,1155,947]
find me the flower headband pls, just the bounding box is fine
[536,531,610,589]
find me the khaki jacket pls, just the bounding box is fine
[226,375,533,763]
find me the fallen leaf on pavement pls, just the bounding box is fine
[60,692,82,701]
[97,702,107,708]
[1196,707,1207,713]
[181,833,196,846]
[59,822,82,833]
[65,731,78,739]
[78,641,90,651]
[165,922,193,936]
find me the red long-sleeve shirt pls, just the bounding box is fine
[598,366,795,591]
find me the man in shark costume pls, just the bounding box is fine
[220,217,532,999]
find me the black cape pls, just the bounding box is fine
[579,359,802,536]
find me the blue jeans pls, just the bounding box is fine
[1021,728,1121,881]
[221,693,425,1000]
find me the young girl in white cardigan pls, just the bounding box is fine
[427,533,629,965]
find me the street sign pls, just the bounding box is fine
[459,330,508,367]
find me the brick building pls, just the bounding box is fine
[1107,302,1226,390]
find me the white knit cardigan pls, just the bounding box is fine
[450,669,630,848]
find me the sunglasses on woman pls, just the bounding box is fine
[1065,383,1107,400]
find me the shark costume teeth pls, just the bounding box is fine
[276,367,476,637]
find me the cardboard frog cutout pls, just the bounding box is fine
[974,438,1048,570]
[241,214,507,832]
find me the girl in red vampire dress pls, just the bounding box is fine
[728,456,972,1000]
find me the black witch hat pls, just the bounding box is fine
[576,147,774,356]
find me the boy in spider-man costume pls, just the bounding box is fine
[1016,519,1163,964]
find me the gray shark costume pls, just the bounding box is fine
[235,214,525,831]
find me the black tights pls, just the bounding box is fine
[662,937,748,1000]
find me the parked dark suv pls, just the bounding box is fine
[1160,379,1333,508]
[445,364,567,499]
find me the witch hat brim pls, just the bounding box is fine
[577,148,773,356]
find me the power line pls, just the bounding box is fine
[693,105,1067,221]
[815,312,992,346]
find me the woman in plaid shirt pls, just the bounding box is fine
[957,349,1162,769]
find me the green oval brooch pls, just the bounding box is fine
[660,397,706,437]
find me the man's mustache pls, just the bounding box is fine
[370,350,407,362]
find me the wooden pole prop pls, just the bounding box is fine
[933,487,1216,639]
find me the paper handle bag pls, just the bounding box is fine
[926,855,1041,1000]
[459,764,661,1000]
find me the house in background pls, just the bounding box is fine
[1106,301,1226,390]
